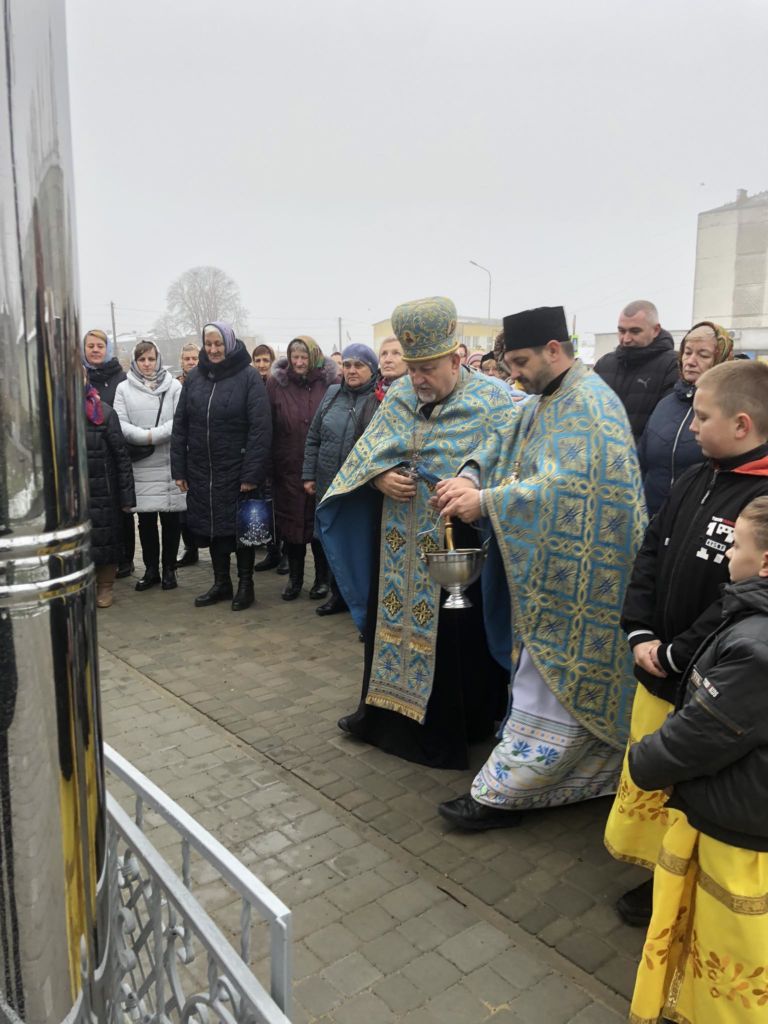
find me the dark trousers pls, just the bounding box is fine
[180,513,198,553]
[121,511,135,563]
[137,511,181,573]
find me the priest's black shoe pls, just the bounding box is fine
[616,878,653,927]
[161,568,178,590]
[438,793,525,831]
[116,561,134,579]
[316,589,347,616]
[135,571,161,592]
[337,715,363,737]
[317,577,348,614]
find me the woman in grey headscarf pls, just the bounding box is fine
[113,341,185,591]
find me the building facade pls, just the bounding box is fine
[693,189,768,330]
[373,315,502,352]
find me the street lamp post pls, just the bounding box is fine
[469,260,492,320]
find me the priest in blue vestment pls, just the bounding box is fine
[316,296,517,768]
[434,306,647,828]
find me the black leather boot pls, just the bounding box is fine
[176,547,199,568]
[281,544,305,601]
[316,576,348,616]
[135,567,161,592]
[308,539,330,599]
[194,545,233,607]
[231,547,256,611]
[161,566,178,590]
[253,541,281,572]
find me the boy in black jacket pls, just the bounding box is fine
[604,359,768,925]
[625,496,768,1024]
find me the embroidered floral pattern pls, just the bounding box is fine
[692,931,768,1008]
[382,591,403,617]
[510,740,532,759]
[641,906,688,972]
[615,774,670,824]
[385,526,406,553]
[411,599,434,627]
[535,744,560,766]
[419,533,440,554]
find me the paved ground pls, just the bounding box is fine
[99,551,647,1023]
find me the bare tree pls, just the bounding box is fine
[151,312,184,342]
[153,266,249,338]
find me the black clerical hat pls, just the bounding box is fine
[503,306,569,351]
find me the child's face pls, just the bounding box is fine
[726,516,768,582]
[690,387,741,460]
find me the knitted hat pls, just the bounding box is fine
[341,343,378,376]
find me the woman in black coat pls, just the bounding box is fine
[171,321,272,611]
[82,327,135,577]
[85,383,135,608]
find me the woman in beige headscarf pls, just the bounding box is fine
[638,321,733,516]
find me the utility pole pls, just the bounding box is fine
[469,260,492,320]
[110,300,118,352]
[337,316,342,351]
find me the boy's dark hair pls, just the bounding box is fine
[697,361,768,436]
[739,496,768,552]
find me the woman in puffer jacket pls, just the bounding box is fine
[84,382,135,607]
[113,341,185,591]
[302,343,378,615]
[638,321,733,516]
[171,322,271,611]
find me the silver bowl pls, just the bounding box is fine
[419,547,487,609]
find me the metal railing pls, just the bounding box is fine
[105,744,292,1023]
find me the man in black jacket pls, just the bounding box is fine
[594,300,679,440]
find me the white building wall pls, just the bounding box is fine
[692,191,768,329]
[692,210,738,324]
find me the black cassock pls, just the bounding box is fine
[344,519,508,769]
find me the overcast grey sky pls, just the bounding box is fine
[66,0,768,352]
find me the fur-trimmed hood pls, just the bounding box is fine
[270,356,339,389]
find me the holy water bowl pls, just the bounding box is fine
[419,547,487,609]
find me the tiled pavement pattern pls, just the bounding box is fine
[99,552,648,1023]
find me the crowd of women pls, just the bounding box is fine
[81,323,411,611]
[81,317,733,619]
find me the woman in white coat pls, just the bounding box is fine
[113,341,186,591]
